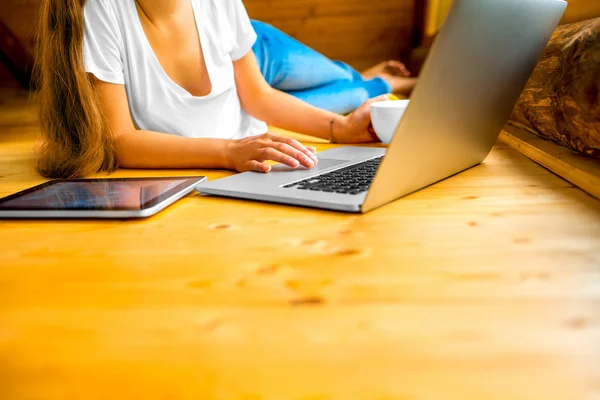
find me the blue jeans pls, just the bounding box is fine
[251,20,391,115]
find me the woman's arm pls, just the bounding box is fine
[234,52,386,143]
[94,78,317,172]
[95,78,228,168]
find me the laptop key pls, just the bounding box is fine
[282,156,383,194]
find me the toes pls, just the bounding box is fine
[385,61,412,77]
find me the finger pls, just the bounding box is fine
[269,134,316,159]
[268,135,318,162]
[271,142,316,168]
[244,160,271,173]
[259,147,303,168]
[367,94,391,105]
[356,95,389,117]
[386,61,403,71]
[306,146,317,154]
[388,61,411,76]
[384,61,402,74]
[396,62,411,77]
[351,95,390,130]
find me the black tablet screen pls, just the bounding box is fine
[0,177,202,211]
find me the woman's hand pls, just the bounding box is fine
[332,95,391,144]
[225,132,318,173]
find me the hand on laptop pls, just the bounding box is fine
[331,95,390,144]
[225,132,318,173]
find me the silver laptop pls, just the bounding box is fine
[197,0,567,213]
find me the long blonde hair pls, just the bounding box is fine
[35,0,118,178]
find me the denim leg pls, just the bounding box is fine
[332,61,364,81]
[251,20,392,113]
[252,20,354,90]
[288,78,390,115]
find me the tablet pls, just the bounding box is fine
[0,176,206,219]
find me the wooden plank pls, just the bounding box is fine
[258,14,413,61]
[244,0,414,19]
[425,0,453,36]
[0,62,19,88]
[0,0,417,82]
[246,0,416,65]
[0,0,38,88]
[500,123,600,200]
[0,20,34,88]
[410,0,428,49]
[562,0,600,24]
[1,89,600,400]
[422,0,600,38]
[0,0,39,49]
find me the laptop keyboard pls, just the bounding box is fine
[282,156,383,195]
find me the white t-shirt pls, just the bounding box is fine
[83,0,268,139]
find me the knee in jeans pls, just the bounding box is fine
[250,20,276,35]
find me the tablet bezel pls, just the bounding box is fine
[0,176,206,219]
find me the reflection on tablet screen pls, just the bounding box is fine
[0,179,188,211]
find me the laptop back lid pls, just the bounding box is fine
[362,0,567,212]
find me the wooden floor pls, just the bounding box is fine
[501,123,600,201]
[1,89,600,399]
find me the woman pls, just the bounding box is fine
[36,0,417,178]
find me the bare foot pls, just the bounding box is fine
[380,74,418,95]
[361,60,411,80]
[361,60,416,95]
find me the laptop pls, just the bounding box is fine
[197,0,567,213]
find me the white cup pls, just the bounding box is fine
[370,100,410,144]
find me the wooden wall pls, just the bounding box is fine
[561,0,600,24]
[0,63,18,88]
[0,0,38,54]
[244,0,417,70]
[3,0,600,88]
[0,0,419,87]
[424,0,600,36]
[0,0,38,88]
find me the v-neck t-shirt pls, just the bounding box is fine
[83,0,268,139]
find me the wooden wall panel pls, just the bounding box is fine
[0,63,19,88]
[0,0,39,49]
[562,0,600,24]
[424,0,600,35]
[0,0,39,87]
[0,0,418,86]
[245,0,417,70]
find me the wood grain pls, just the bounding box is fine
[1,90,600,399]
[245,0,416,69]
[562,0,600,24]
[508,18,600,160]
[0,62,19,89]
[501,123,600,201]
[0,19,34,89]
[423,0,600,32]
[0,0,418,86]
[246,14,414,70]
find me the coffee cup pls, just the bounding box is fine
[370,100,410,144]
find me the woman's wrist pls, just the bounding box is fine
[217,139,236,170]
[330,115,349,143]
